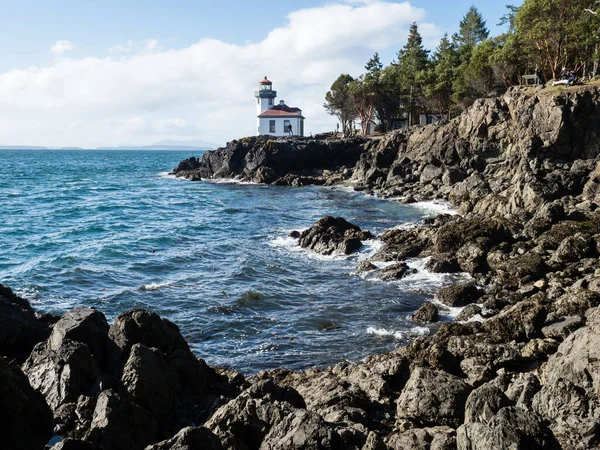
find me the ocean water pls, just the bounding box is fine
[0,149,466,373]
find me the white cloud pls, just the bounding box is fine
[0,1,440,148]
[50,40,74,56]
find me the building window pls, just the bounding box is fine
[269,98,273,106]
[284,120,291,134]
[257,98,260,104]
[269,120,276,133]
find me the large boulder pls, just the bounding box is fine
[259,409,344,450]
[412,301,439,324]
[144,427,223,450]
[532,306,600,449]
[22,338,100,410]
[0,357,53,450]
[396,367,471,428]
[464,384,512,425]
[436,283,482,307]
[384,426,456,450]
[205,380,305,449]
[0,284,50,361]
[85,389,159,450]
[457,406,558,450]
[298,216,372,256]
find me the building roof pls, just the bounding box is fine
[259,76,272,85]
[258,104,304,119]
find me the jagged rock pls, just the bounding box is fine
[424,254,461,273]
[144,426,223,450]
[121,344,177,417]
[51,439,102,449]
[49,306,109,368]
[86,388,159,450]
[549,233,591,265]
[385,426,456,450]
[259,409,344,450]
[482,296,547,343]
[378,262,416,281]
[108,309,190,364]
[205,379,305,449]
[22,338,100,410]
[396,367,471,428]
[412,301,439,324]
[0,357,53,450]
[455,304,482,322]
[356,260,377,272]
[532,306,600,449]
[0,283,50,361]
[504,372,541,409]
[457,406,558,450]
[541,315,585,340]
[298,216,371,256]
[464,384,512,425]
[436,283,482,307]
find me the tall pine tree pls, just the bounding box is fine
[424,34,459,117]
[453,5,490,51]
[396,22,430,125]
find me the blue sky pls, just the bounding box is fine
[0,0,521,147]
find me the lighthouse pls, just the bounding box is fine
[254,77,305,137]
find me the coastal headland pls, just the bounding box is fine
[4,84,600,449]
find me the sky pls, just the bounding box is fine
[0,0,521,148]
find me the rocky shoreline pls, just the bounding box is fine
[4,84,600,449]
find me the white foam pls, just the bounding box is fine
[139,282,171,292]
[366,325,430,340]
[206,177,257,185]
[410,201,458,216]
[157,171,176,179]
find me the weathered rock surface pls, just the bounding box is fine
[412,301,439,324]
[297,216,372,255]
[0,283,50,361]
[0,357,53,450]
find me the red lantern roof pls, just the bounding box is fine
[259,76,272,85]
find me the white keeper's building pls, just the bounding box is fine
[255,77,305,137]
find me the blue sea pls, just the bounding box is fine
[0,149,464,373]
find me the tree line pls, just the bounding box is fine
[325,0,600,135]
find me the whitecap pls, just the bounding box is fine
[139,282,172,292]
[410,201,458,216]
[157,171,177,179]
[366,325,430,340]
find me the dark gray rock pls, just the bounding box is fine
[384,426,456,450]
[378,262,416,281]
[22,338,100,410]
[0,358,53,450]
[412,301,439,324]
[0,284,50,361]
[51,439,102,450]
[357,260,378,272]
[437,283,482,307]
[86,388,159,450]
[298,216,372,256]
[425,254,461,273]
[456,304,482,322]
[49,306,109,368]
[541,315,585,340]
[396,367,471,428]
[259,409,344,450]
[144,426,223,450]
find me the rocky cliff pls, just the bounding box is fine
[4,85,600,450]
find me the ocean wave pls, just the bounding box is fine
[139,282,172,292]
[410,201,458,216]
[366,325,430,340]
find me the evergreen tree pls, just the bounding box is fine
[424,34,459,117]
[324,74,356,135]
[453,5,490,51]
[396,22,430,125]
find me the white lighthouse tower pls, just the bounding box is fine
[255,77,277,131]
[254,76,305,137]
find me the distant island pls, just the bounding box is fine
[0,139,217,151]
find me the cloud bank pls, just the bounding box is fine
[0,1,440,147]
